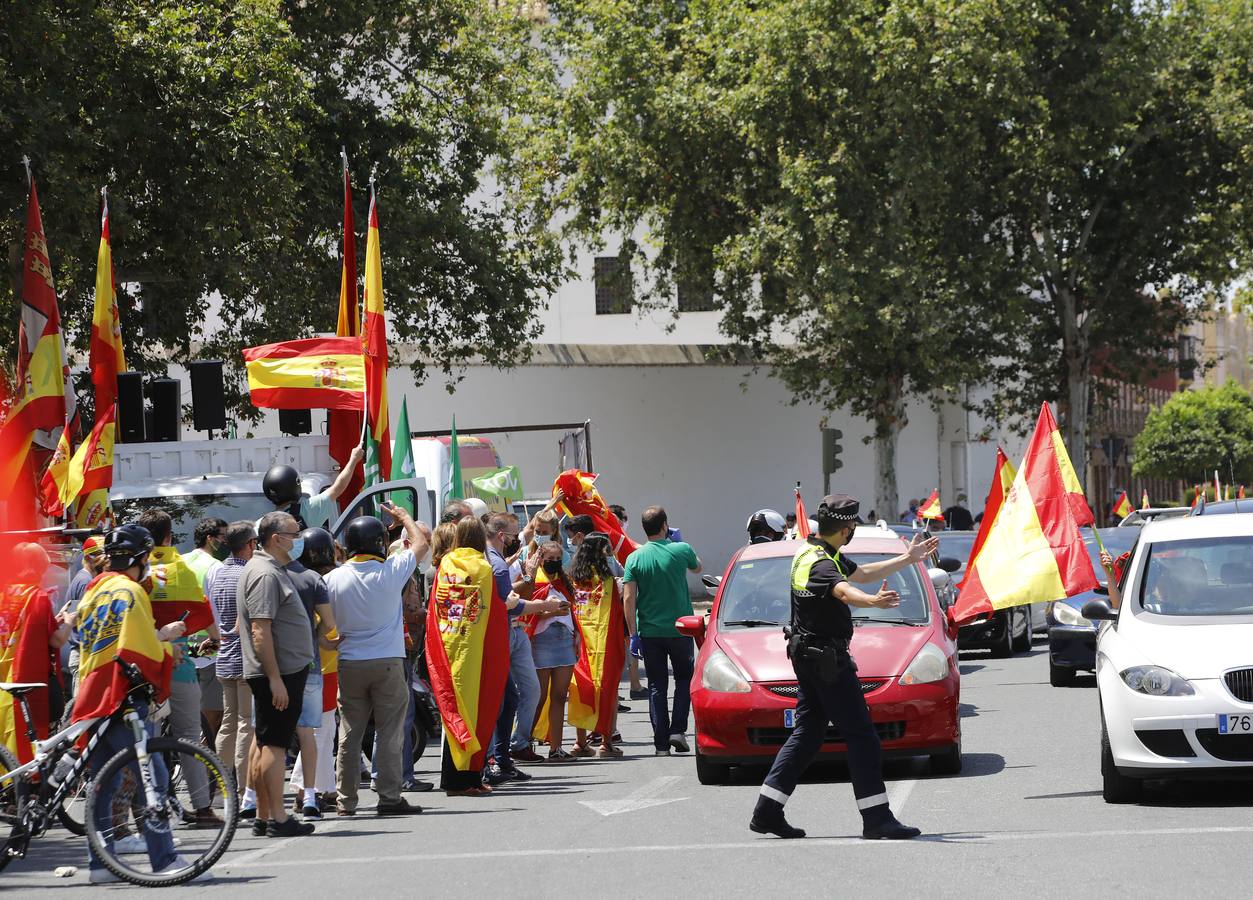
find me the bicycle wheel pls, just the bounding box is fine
[54,752,88,836]
[85,737,237,887]
[0,744,28,873]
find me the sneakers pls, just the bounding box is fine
[629,688,649,700]
[251,819,268,837]
[89,868,122,884]
[402,779,434,793]
[547,748,575,763]
[654,749,671,756]
[511,746,543,764]
[862,814,921,840]
[376,797,423,816]
[156,854,214,882]
[114,834,148,855]
[267,816,315,837]
[301,804,322,820]
[749,815,807,839]
[669,734,690,753]
[187,807,224,830]
[483,762,508,786]
[501,764,532,782]
[617,702,631,712]
[238,804,257,820]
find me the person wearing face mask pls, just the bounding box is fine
[525,543,581,761]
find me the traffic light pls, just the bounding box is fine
[822,427,844,493]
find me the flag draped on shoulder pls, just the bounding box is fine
[242,337,366,410]
[0,583,59,762]
[953,406,1098,622]
[918,490,944,521]
[89,189,126,415]
[328,152,364,510]
[363,183,392,479]
[568,574,627,735]
[425,547,509,771]
[554,470,639,564]
[1111,490,1133,520]
[145,546,214,632]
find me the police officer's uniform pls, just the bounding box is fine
[750,494,919,840]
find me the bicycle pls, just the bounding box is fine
[0,659,237,886]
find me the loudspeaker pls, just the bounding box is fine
[279,409,312,436]
[188,360,227,433]
[147,378,181,442]
[116,372,145,443]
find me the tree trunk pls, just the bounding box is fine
[1057,284,1091,491]
[872,377,906,523]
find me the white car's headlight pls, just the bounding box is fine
[701,649,751,693]
[1120,665,1195,697]
[899,643,950,686]
[1052,602,1091,627]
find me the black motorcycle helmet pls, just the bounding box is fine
[262,464,302,506]
[298,527,337,571]
[104,523,155,572]
[746,509,787,542]
[344,515,388,559]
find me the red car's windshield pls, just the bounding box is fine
[717,554,930,627]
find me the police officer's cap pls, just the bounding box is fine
[816,494,861,524]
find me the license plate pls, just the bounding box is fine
[784,708,796,728]
[1219,713,1253,734]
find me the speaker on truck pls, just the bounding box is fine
[147,378,182,442]
[278,409,312,436]
[116,371,145,443]
[189,360,227,433]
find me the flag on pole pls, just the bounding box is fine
[918,489,944,521]
[328,151,364,510]
[951,405,1098,623]
[389,397,415,514]
[363,427,381,488]
[41,406,116,520]
[471,466,524,502]
[1043,405,1094,526]
[1111,490,1133,520]
[1240,485,1246,500]
[794,484,811,538]
[955,447,1016,598]
[89,188,126,414]
[1140,489,1150,509]
[554,470,639,565]
[362,181,392,479]
[1191,485,1203,509]
[1215,471,1223,502]
[446,416,463,502]
[242,337,366,410]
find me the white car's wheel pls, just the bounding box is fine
[1101,721,1142,804]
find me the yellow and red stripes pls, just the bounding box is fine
[243,336,366,410]
[363,188,392,478]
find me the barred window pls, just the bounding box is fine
[594,256,634,315]
[676,247,717,312]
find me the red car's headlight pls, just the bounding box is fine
[701,649,751,693]
[898,643,949,686]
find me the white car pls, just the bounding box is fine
[1086,514,1253,803]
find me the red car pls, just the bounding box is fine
[677,526,962,785]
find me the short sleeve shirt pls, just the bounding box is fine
[284,560,329,650]
[623,539,699,638]
[301,490,337,530]
[793,537,859,640]
[324,550,417,661]
[237,550,314,677]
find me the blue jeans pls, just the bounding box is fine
[88,712,177,873]
[372,659,416,783]
[506,626,542,752]
[640,636,695,751]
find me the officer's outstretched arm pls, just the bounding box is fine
[833,580,900,610]
[855,533,938,581]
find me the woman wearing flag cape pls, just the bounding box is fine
[567,534,627,757]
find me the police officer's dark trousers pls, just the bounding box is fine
[754,653,892,827]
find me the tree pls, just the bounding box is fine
[0,1,564,421]
[1133,381,1253,486]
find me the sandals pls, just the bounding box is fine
[598,745,623,759]
[570,744,596,759]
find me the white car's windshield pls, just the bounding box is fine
[718,553,931,626]
[1139,536,1253,617]
[112,493,276,552]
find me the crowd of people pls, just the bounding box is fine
[0,463,708,879]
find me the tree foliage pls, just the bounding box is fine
[0,0,565,421]
[1133,381,1253,484]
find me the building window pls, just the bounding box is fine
[676,247,717,312]
[594,255,633,315]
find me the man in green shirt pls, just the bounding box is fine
[623,506,702,756]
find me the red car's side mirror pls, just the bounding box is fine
[675,614,707,647]
[945,607,961,642]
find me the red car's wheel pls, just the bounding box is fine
[695,749,732,785]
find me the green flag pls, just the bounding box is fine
[363,427,381,487]
[471,466,524,503]
[390,397,415,515]
[447,415,463,501]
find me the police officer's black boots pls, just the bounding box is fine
[749,795,806,839]
[861,809,921,840]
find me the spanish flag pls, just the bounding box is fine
[328,152,365,510]
[1043,405,1095,526]
[73,572,174,724]
[568,574,627,736]
[918,490,944,521]
[955,448,1016,602]
[794,486,811,539]
[0,583,60,763]
[363,184,392,479]
[953,405,1098,622]
[553,470,639,565]
[1240,486,1247,500]
[41,405,115,519]
[89,189,126,415]
[242,336,366,410]
[145,546,214,632]
[425,547,509,771]
[1111,490,1133,520]
[1141,489,1151,509]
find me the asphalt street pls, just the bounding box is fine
[6,640,1253,898]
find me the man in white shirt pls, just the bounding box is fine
[325,501,430,817]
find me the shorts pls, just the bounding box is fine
[247,669,308,748]
[197,665,224,712]
[531,623,576,669]
[297,669,322,729]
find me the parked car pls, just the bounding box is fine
[936,531,1044,657]
[678,527,962,785]
[1046,527,1140,686]
[1193,499,1253,516]
[1084,514,1253,803]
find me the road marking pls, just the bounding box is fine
[578,775,688,816]
[227,817,348,867]
[222,824,1253,869]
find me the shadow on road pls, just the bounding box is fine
[1023,789,1104,800]
[959,664,985,675]
[1139,780,1253,808]
[722,752,1006,785]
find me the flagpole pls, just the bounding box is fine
[21,155,31,186]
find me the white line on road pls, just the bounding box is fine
[228,817,348,867]
[221,824,1253,869]
[578,775,688,816]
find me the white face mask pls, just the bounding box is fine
[534,534,553,546]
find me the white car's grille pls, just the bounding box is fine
[1224,668,1253,703]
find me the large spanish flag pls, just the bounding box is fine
[1044,405,1094,526]
[0,584,59,763]
[956,448,1016,607]
[89,189,126,415]
[918,490,944,521]
[568,574,627,735]
[953,404,1098,622]
[242,336,366,410]
[328,153,364,509]
[425,547,509,771]
[73,572,174,723]
[553,470,639,565]
[362,185,392,478]
[145,546,214,633]
[1111,490,1133,520]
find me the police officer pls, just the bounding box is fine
[262,444,364,530]
[749,493,937,841]
[746,509,787,544]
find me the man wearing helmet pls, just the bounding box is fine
[325,501,431,816]
[746,509,788,545]
[262,444,364,530]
